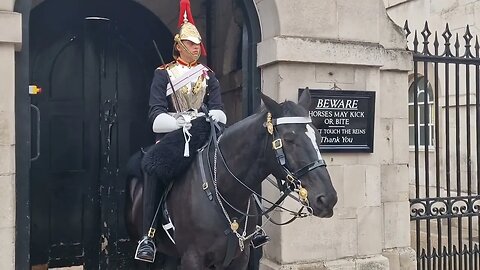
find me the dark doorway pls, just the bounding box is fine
[29,0,169,268]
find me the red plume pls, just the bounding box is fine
[178,0,195,27]
[177,0,207,56]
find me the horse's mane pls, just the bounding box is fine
[279,100,309,117]
[220,100,308,140]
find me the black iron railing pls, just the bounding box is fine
[405,20,480,270]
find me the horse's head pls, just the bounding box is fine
[261,89,338,218]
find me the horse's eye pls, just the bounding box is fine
[283,131,296,142]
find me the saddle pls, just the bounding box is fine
[156,126,269,267]
[153,121,223,244]
[158,144,212,245]
[148,117,224,240]
[133,120,218,263]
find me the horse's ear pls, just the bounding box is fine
[298,88,311,109]
[260,91,282,118]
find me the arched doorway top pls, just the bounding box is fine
[253,0,279,40]
[255,0,341,40]
[29,0,201,35]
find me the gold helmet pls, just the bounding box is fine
[176,21,202,45]
[173,0,206,59]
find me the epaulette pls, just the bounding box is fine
[204,65,214,75]
[156,61,175,70]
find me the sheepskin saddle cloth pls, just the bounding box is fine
[141,117,212,182]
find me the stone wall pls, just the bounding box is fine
[0,3,22,269]
[386,0,480,34]
[255,0,415,269]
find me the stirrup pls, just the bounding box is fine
[135,236,157,263]
[251,228,270,249]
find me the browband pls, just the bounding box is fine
[272,117,311,125]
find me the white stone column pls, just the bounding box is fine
[255,0,415,269]
[0,7,22,270]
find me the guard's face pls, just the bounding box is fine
[176,40,201,63]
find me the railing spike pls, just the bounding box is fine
[455,33,460,57]
[434,32,439,55]
[464,24,474,57]
[475,36,479,58]
[404,20,411,50]
[421,248,427,257]
[404,20,411,36]
[421,21,432,55]
[413,30,419,53]
[442,23,453,56]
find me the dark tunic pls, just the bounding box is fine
[148,67,224,141]
[141,63,224,181]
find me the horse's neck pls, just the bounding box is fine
[215,112,271,200]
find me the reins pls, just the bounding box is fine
[206,115,306,219]
[205,109,327,228]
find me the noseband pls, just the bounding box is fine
[265,112,327,202]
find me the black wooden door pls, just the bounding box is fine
[30,18,153,269]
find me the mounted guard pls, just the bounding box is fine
[125,87,338,269]
[134,0,226,263]
[131,0,273,265]
[135,0,269,263]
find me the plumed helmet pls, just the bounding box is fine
[173,0,206,59]
[176,21,201,45]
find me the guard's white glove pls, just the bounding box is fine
[175,114,193,130]
[208,109,227,124]
[152,113,181,133]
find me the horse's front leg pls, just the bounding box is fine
[226,247,250,270]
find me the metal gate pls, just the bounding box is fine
[406,21,480,269]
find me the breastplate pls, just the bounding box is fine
[168,64,207,112]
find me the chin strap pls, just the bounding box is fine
[175,38,201,62]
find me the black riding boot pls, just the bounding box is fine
[135,172,158,263]
[251,227,270,248]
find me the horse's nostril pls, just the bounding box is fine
[315,194,338,208]
[316,194,327,206]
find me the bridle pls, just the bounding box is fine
[208,111,327,223]
[265,112,327,204]
[206,110,328,252]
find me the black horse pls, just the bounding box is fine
[125,89,338,269]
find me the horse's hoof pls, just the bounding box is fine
[134,236,156,263]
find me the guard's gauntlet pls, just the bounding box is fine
[208,109,227,124]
